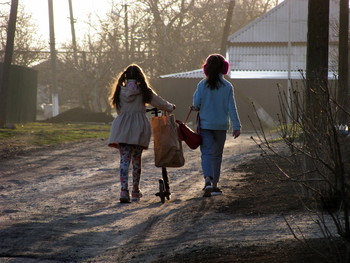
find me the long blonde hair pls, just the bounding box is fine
[109,64,153,110]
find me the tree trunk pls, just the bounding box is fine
[220,0,235,56]
[0,0,18,127]
[303,0,329,207]
[305,0,329,126]
[337,0,349,124]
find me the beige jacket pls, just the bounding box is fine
[108,81,174,149]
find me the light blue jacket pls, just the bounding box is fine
[193,75,241,131]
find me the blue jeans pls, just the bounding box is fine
[200,129,226,185]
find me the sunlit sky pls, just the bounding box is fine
[2,0,114,47]
[26,0,113,46]
[1,0,290,48]
[2,0,290,48]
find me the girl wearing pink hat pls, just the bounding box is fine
[192,54,241,197]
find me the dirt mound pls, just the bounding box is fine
[43,107,114,123]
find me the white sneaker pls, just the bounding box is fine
[211,187,223,196]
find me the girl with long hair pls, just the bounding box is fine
[192,54,241,197]
[108,64,175,203]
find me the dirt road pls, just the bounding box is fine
[0,134,335,262]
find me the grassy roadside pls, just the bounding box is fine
[0,122,111,157]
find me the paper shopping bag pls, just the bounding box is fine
[152,114,185,167]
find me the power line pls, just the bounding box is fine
[0,50,133,54]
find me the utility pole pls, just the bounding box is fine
[220,0,235,56]
[337,0,349,124]
[48,0,59,117]
[124,4,129,61]
[68,0,78,65]
[305,0,329,124]
[304,0,330,182]
[286,0,292,124]
[0,0,18,127]
[111,3,129,61]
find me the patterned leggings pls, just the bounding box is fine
[119,144,143,192]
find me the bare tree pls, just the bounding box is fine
[51,0,281,112]
[220,0,235,56]
[0,4,46,66]
[232,0,280,30]
[99,0,281,77]
[252,79,350,261]
[58,48,116,113]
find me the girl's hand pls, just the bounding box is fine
[190,106,199,111]
[233,130,240,139]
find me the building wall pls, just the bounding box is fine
[229,44,307,71]
[153,77,298,130]
[229,43,339,72]
[227,0,340,72]
[0,64,38,123]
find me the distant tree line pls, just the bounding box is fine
[0,0,279,113]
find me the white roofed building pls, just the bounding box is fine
[161,0,341,79]
[227,0,340,77]
[157,0,342,128]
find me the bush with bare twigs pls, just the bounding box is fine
[251,78,350,262]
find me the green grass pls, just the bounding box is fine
[0,122,111,147]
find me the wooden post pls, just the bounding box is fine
[68,0,78,65]
[124,4,129,61]
[48,0,59,116]
[305,0,329,124]
[337,0,349,124]
[0,0,18,127]
[220,0,235,56]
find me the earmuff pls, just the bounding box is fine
[203,54,230,76]
[203,63,209,76]
[222,60,229,75]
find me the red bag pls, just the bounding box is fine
[176,109,202,150]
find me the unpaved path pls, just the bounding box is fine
[0,134,334,263]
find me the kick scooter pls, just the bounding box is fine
[146,107,171,204]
